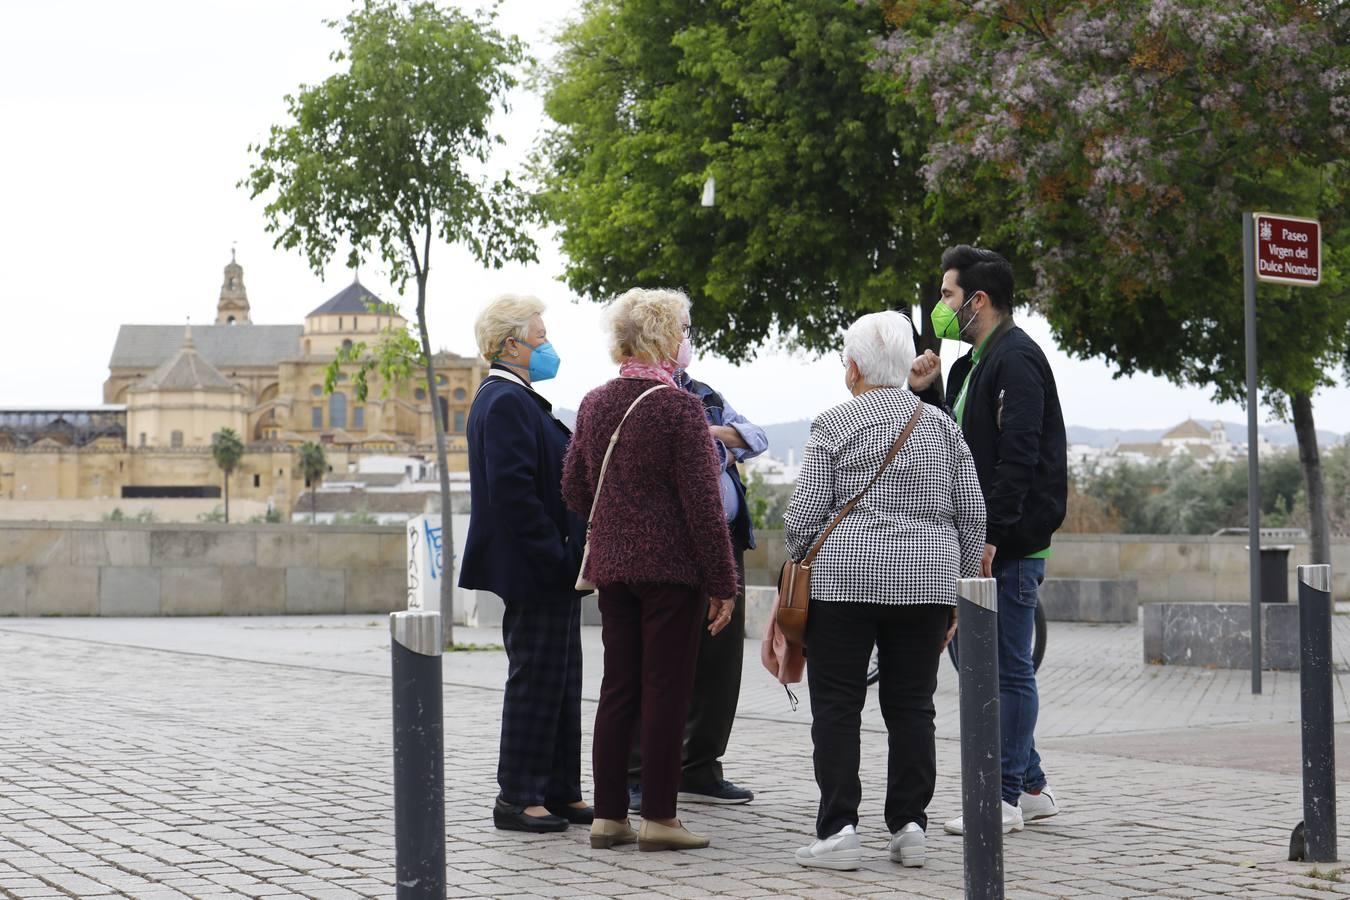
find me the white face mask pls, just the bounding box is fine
[675,337,692,370]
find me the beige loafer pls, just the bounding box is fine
[638,819,710,851]
[590,818,637,849]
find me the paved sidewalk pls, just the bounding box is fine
[1,615,1349,898]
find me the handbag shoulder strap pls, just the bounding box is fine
[582,384,669,530]
[801,399,924,566]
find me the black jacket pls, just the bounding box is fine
[916,321,1067,559]
[459,369,586,600]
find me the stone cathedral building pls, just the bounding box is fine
[0,254,485,516]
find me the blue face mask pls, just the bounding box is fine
[501,337,561,383]
[526,341,561,382]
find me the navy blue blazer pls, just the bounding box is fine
[459,369,586,601]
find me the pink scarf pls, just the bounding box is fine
[619,358,678,388]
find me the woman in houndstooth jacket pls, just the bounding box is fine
[786,311,986,872]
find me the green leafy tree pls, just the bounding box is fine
[538,0,957,360]
[210,427,245,523]
[877,0,1350,562]
[244,1,537,640]
[1079,451,1307,535]
[298,440,328,523]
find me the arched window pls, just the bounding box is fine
[329,392,348,429]
[170,430,183,448]
[311,384,322,396]
[415,387,427,401]
[453,387,467,401]
[342,339,353,352]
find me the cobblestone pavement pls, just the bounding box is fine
[2,614,1350,898]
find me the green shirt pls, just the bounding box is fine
[952,327,1051,560]
[952,331,997,426]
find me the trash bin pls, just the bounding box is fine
[1249,544,1295,603]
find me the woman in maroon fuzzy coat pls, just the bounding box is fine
[562,287,738,853]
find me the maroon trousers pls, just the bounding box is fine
[593,581,704,821]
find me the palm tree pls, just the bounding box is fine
[299,441,327,523]
[210,428,245,523]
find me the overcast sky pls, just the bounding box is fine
[3,0,1346,436]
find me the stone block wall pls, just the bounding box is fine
[745,530,1347,603]
[0,521,405,617]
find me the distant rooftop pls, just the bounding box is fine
[110,324,302,369]
[307,280,393,317]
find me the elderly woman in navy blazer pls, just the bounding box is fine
[459,294,590,835]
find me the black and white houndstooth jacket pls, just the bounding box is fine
[783,387,986,606]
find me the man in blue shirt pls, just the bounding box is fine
[629,319,769,807]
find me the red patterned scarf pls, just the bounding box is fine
[618,358,677,388]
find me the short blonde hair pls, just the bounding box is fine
[604,288,689,365]
[474,294,545,361]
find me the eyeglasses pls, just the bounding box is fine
[682,324,699,342]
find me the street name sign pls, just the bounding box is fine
[1254,213,1321,286]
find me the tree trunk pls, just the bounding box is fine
[311,479,317,522]
[1291,390,1331,566]
[416,271,456,648]
[915,277,941,358]
[224,472,230,523]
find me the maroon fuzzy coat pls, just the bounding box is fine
[562,376,737,600]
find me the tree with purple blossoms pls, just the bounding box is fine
[876,0,1349,562]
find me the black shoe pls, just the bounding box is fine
[493,798,569,833]
[627,784,642,814]
[678,779,754,804]
[546,802,595,825]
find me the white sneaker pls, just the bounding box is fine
[1019,786,1059,822]
[794,824,862,870]
[888,822,925,867]
[942,801,1024,836]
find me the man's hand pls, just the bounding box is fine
[709,424,748,451]
[941,607,958,651]
[909,349,941,391]
[980,543,997,578]
[707,596,736,636]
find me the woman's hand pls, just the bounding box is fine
[941,607,958,651]
[707,596,736,636]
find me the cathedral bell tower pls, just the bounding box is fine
[216,248,252,325]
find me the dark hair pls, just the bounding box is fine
[941,245,1014,313]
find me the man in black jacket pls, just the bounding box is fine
[909,245,1067,836]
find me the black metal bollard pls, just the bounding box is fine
[1295,564,1337,862]
[391,610,446,898]
[957,577,1004,900]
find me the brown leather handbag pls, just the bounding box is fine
[776,401,924,644]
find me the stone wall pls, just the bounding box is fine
[0,521,405,617]
[745,531,1349,602]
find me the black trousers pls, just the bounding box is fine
[806,600,949,839]
[628,551,746,788]
[497,590,583,807]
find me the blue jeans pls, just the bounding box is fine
[995,556,1047,804]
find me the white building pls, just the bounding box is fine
[1111,419,1269,468]
[743,449,801,486]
